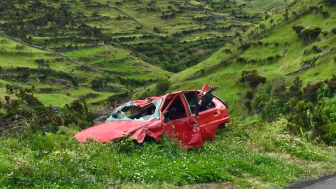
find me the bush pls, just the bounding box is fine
[323,98,336,123]
[155,79,171,95]
[300,27,322,41]
[286,101,315,135]
[238,43,251,51]
[271,77,286,99]
[262,98,283,121]
[322,123,336,145]
[1,85,94,133]
[332,27,336,34]
[325,75,336,96]
[325,0,336,6]
[292,26,304,34]
[288,76,302,99]
[251,83,271,114]
[286,100,328,140]
[91,78,106,90]
[303,82,324,102]
[240,70,266,88]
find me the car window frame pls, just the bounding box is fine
[181,93,192,117]
[182,91,217,115]
[161,93,191,121]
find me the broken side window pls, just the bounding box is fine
[162,95,187,121]
[183,91,215,114]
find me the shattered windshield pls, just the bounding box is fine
[106,98,162,122]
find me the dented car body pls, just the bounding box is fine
[75,84,230,149]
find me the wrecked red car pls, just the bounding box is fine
[75,84,230,149]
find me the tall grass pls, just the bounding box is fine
[1,116,336,188]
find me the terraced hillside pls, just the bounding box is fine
[1,0,336,188]
[0,0,265,71]
[0,0,267,108]
[144,0,336,118]
[238,0,295,11]
[0,34,169,106]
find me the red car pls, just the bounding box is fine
[75,84,230,149]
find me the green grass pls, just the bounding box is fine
[1,116,335,188]
[237,0,294,11]
[34,93,75,106]
[63,46,109,59]
[1,0,336,188]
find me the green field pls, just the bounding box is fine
[1,0,336,188]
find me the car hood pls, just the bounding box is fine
[74,120,153,143]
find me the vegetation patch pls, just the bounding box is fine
[1,117,336,188]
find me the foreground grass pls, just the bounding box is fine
[1,116,336,188]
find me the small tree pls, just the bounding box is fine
[155,79,171,95]
[325,0,336,6]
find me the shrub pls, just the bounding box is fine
[292,26,305,34]
[91,78,106,90]
[288,76,302,99]
[240,70,266,88]
[155,79,171,95]
[262,98,282,121]
[325,0,336,6]
[245,91,254,100]
[251,83,271,114]
[271,77,287,99]
[303,82,324,102]
[332,27,336,34]
[323,98,336,123]
[244,100,252,110]
[287,100,328,139]
[286,101,315,135]
[224,49,232,54]
[300,27,322,40]
[325,75,336,96]
[237,57,247,63]
[238,43,251,51]
[322,123,336,145]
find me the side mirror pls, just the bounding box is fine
[163,110,170,123]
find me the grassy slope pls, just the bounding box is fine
[0,0,265,107]
[237,0,294,11]
[0,35,169,106]
[62,45,170,80]
[158,0,336,118]
[0,116,335,188]
[1,0,336,188]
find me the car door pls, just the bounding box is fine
[197,98,220,141]
[162,94,203,149]
[183,86,220,142]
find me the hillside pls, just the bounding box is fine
[156,0,336,117]
[0,0,266,107]
[1,0,336,188]
[238,0,295,11]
